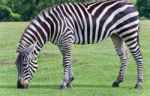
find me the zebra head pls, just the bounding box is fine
[16,43,38,89]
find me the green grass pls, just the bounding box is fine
[0,20,150,96]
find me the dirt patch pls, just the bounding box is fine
[0,61,15,66]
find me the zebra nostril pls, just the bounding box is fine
[17,78,29,89]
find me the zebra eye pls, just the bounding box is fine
[23,57,27,62]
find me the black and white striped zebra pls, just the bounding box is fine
[16,0,143,89]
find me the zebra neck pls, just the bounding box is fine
[17,31,45,58]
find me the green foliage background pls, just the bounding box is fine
[0,0,91,21]
[0,0,149,21]
[137,0,150,19]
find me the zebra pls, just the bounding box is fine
[16,0,143,89]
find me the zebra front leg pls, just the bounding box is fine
[58,43,74,89]
[66,66,74,88]
[112,50,128,87]
[111,34,128,87]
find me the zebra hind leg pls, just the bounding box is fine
[124,35,143,89]
[58,42,74,89]
[110,34,128,87]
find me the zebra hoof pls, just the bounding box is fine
[60,83,72,89]
[70,77,74,82]
[60,85,69,90]
[135,84,141,89]
[112,82,119,87]
[66,83,72,88]
[60,85,66,90]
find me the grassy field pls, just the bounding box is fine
[0,20,150,96]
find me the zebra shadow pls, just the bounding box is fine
[0,84,58,90]
[0,85,16,89]
[0,84,129,90]
[30,83,121,90]
[73,84,110,88]
[73,84,131,89]
[31,84,59,90]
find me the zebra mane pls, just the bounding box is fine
[85,0,129,6]
[95,0,129,3]
[16,42,30,53]
[16,7,52,53]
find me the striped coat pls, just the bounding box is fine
[16,0,143,89]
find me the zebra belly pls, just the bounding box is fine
[73,29,107,45]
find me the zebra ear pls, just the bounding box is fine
[23,43,36,54]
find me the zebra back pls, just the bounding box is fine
[17,0,139,52]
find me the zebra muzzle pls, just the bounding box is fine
[17,77,29,89]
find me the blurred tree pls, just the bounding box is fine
[137,0,150,19]
[0,0,149,21]
[0,5,21,21]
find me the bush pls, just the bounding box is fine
[137,0,150,19]
[0,5,21,21]
[0,0,149,21]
